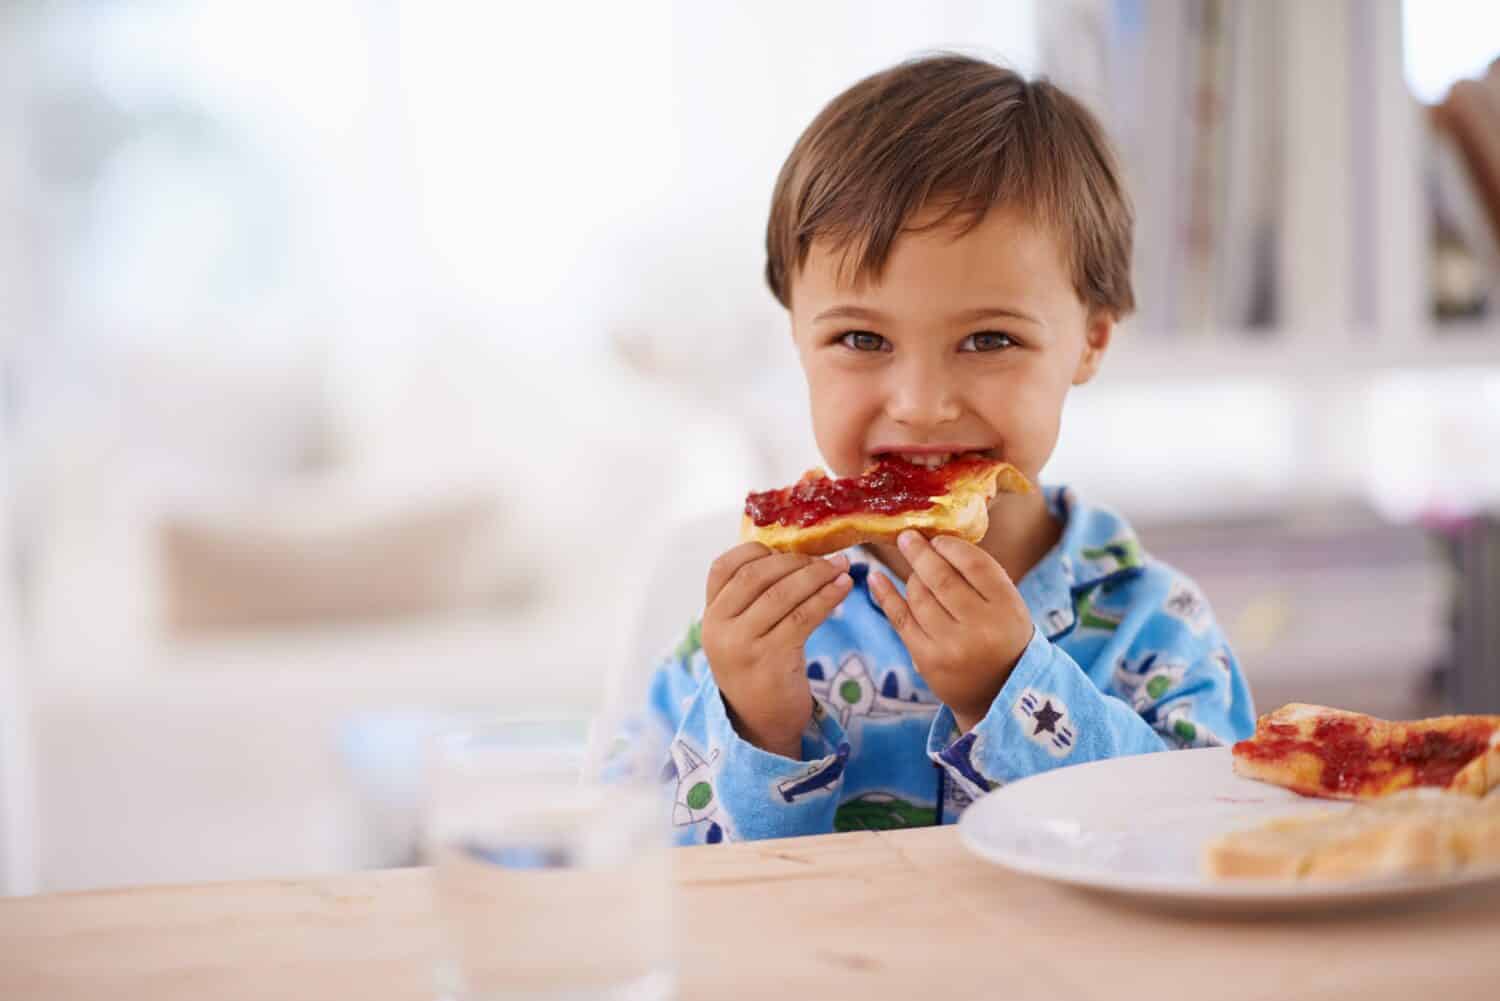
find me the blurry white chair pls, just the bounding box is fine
[588,507,741,770]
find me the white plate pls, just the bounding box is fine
[958,747,1500,913]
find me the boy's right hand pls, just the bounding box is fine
[701,543,852,759]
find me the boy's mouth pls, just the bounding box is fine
[871,448,997,470]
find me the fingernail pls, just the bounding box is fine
[835,572,852,588]
[898,530,919,552]
[830,554,850,570]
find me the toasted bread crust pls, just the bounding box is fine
[741,461,1033,556]
[1451,735,1500,796]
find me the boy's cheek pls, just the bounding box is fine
[809,387,875,454]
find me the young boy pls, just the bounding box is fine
[648,55,1255,844]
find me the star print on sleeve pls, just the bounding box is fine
[1031,701,1063,733]
[1012,688,1077,759]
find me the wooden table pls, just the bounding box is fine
[3,827,1497,1000]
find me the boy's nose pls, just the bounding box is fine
[885,367,962,428]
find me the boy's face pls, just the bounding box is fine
[789,203,1111,485]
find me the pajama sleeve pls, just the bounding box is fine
[645,622,853,844]
[927,613,1254,798]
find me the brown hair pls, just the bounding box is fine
[765,54,1134,317]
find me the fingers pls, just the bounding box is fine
[897,531,985,619]
[905,571,955,633]
[709,550,817,619]
[740,555,850,637]
[762,570,853,649]
[930,534,1015,599]
[869,569,929,652]
[705,542,773,606]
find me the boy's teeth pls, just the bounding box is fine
[903,453,951,468]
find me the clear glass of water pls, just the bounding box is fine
[424,719,674,1001]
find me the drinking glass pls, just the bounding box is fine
[424,719,674,1001]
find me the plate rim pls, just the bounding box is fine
[957,747,1500,904]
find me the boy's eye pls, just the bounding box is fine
[839,330,890,352]
[960,331,1016,353]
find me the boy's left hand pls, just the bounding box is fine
[869,530,1034,734]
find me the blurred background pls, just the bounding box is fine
[2,0,1499,895]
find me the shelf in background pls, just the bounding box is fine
[1107,322,1500,383]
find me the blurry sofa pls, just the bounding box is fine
[18,329,760,891]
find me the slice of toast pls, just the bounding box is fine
[741,459,1033,556]
[1203,790,1500,882]
[1231,702,1500,800]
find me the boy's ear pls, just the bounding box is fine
[1071,311,1114,386]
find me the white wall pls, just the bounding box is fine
[0,2,38,897]
[0,452,39,896]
